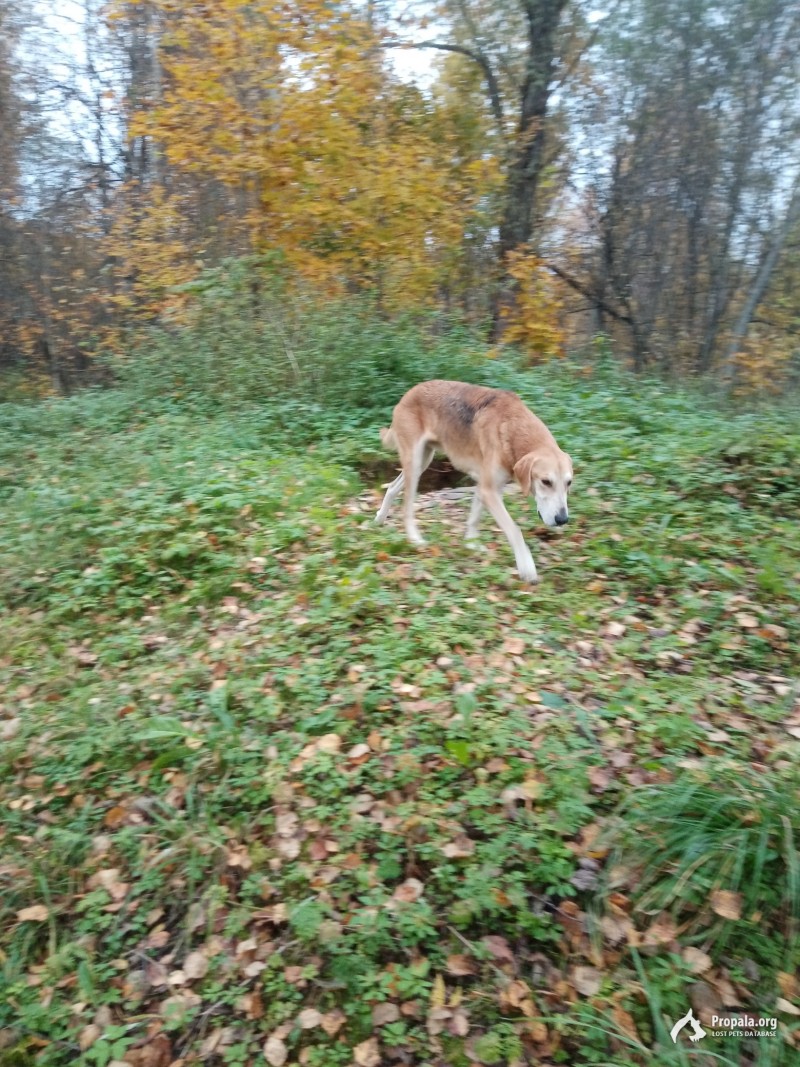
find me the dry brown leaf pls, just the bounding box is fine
[612,1004,639,1041]
[600,915,633,945]
[315,738,341,755]
[372,1002,400,1026]
[0,718,20,741]
[441,835,475,858]
[79,1024,101,1051]
[448,1008,470,1036]
[16,904,49,922]
[587,766,612,792]
[121,1035,172,1067]
[710,889,742,921]
[262,1035,288,1066]
[682,947,713,974]
[503,637,525,656]
[320,1009,346,1036]
[571,965,603,996]
[643,913,678,945]
[527,1020,548,1043]
[353,1037,381,1067]
[183,950,209,981]
[348,743,371,761]
[297,1008,321,1029]
[393,878,424,903]
[446,954,478,976]
[482,934,514,962]
[777,972,799,1000]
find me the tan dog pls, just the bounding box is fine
[375,380,573,582]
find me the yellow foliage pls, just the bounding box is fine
[112,0,498,315]
[501,251,565,361]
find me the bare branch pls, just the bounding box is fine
[381,40,504,131]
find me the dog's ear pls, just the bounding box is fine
[513,452,540,495]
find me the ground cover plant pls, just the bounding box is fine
[1,304,799,1066]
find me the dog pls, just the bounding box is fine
[375,380,573,582]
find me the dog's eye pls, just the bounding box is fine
[541,478,553,488]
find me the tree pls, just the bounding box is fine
[575,0,800,373]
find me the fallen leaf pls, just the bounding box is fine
[262,1035,288,1066]
[1,718,20,741]
[571,965,603,996]
[121,1035,172,1067]
[372,1002,400,1026]
[441,835,475,858]
[393,878,424,903]
[612,1004,639,1041]
[777,998,800,1016]
[183,956,210,977]
[682,947,713,974]
[16,905,49,922]
[643,913,678,945]
[320,1009,346,1036]
[503,637,525,656]
[348,743,371,761]
[446,954,478,976]
[297,1008,321,1029]
[316,734,342,754]
[710,889,742,921]
[79,1024,101,1050]
[353,1037,381,1067]
[482,935,514,963]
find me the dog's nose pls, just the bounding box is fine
[554,511,569,526]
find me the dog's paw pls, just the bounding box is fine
[464,538,488,553]
[517,561,539,583]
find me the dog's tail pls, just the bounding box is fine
[380,425,397,450]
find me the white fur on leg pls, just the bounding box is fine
[464,488,484,544]
[402,441,430,545]
[375,471,404,525]
[480,486,538,583]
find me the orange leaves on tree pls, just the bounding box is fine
[501,250,566,361]
[112,0,497,312]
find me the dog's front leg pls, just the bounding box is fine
[480,486,538,582]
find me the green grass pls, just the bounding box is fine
[1,305,799,1065]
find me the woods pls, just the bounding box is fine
[2,5,800,1063]
[1,0,798,395]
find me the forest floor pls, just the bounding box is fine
[1,360,799,1066]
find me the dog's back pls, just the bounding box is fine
[384,380,553,477]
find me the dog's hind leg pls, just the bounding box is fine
[480,484,538,582]
[464,488,484,546]
[375,471,404,525]
[402,441,434,545]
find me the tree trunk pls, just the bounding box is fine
[492,1,568,335]
[720,177,800,389]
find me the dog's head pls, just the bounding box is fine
[513,449,573,527]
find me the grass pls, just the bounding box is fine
[1,291,799,1066]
